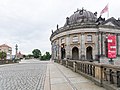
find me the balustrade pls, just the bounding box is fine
[55,59,120,90]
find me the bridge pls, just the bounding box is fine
[0,59,119,90]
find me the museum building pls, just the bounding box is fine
[50,8,120,64]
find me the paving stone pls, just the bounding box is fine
[0,59,47,90]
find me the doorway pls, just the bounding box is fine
[72,47,79,60]
[86,46,93,60]
[61,46,66,59]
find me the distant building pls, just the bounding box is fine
[50,8,120,65]
[0,44,12,59]
[16,51,23,59]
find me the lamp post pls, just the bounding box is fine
[15,44,18,59]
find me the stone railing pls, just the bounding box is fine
[0,59,21,65]
[0,60,14,64]
[54,59,120,90]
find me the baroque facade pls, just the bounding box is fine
[50,9,120,64]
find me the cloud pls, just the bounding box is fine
[0,0,119,54]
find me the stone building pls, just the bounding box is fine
[50,9,120,64]
[0,44,12,59]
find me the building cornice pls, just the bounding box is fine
[50,24,98,41]
[50,24,120,41]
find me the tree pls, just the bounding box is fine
[23,55,26,58]
[32,49,41,58]
[0,51,7,60]
[41,54,46,60]
[41,52,51,60]
[45,52,51,60]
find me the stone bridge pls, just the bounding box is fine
[0,59,118,90]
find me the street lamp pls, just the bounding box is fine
[15,44,18,59]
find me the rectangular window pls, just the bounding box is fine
[73,36,78,43]
[87,35,92,42]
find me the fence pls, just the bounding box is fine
[55,59,120,90]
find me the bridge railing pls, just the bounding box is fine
[56,59,120,90]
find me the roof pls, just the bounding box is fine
[64,8,97,26]
[0,44,12,48]
[102,17,120,27]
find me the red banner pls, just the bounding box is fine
[108,35,116,58]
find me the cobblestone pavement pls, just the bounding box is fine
[0,59,47,90]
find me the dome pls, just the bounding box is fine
[65,9,97,25]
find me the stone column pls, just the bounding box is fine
[51,43,53,60]
[58,38,61,60]
[99,32,101,56]
[66,35,70,59]
[92,34,95,60]
[116,34,119,55]
[81,33,85,60]
[100,32,103,55]
[56,40,59,60]
[79,34,81,60]
[95,32,98,60]
[97,31,101,62]
[118,35,120,55]
[102,33,106,55]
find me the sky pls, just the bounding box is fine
[0,0,120,55]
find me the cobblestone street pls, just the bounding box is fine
[0,59,47,90]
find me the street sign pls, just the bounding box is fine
[108,35,116,58]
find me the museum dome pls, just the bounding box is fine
[65,9,97,26]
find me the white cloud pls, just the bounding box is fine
[0,0,119,54]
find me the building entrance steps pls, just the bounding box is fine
[44,61,106,90]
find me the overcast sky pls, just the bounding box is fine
[0,0,120,55]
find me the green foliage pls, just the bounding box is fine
[41,52,51,60]
[41,54,46,60]
[45,52,51,60]
[0,51,7,60]
[32,49,41,58]
[23,55,26,58]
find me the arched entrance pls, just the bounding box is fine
[61,44,66,59]
[72,47,79,60]
[86,46,93,60]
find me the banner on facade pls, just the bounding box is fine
[107,35,116,58]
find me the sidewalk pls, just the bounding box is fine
[44,61,106,90]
